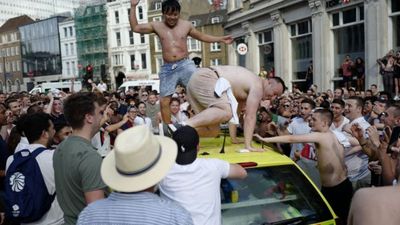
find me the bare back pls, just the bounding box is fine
[152,20,192,62]
[315,131,348,187]
[211,66,263,104]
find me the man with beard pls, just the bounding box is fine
[130,0,233,127]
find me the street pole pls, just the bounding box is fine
[2,50,6,92]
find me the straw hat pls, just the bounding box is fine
[101,125,177,192]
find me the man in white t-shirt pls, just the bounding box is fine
[286,98,314,158]
[97,80,107,92]
[344,96,371,190]
[159,126,247,225]
[6,113,63,225]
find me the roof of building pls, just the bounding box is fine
[0,15,34,33]
[188,9,227,27]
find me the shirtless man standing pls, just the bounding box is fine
[130,0,233,126]
[255,109,353,224]
[185,66,285,152]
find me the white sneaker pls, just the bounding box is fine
[394,96,399,101]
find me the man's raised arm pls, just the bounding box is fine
[189,27,233,44]
[254,132,321,145]
[130,0,154,34]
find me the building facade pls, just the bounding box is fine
[59,18,78,80]
[0,0,80,26]
[75,3,108,82]
[188,10,229,67]
[225,0,400,91]
[107,0,152,89]
[0,15,33,92]
[19,16,67,90]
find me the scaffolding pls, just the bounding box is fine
[74,3,108,81]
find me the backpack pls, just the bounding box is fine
[4,147,56,223]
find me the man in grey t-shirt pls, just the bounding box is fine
[53,92,108,224]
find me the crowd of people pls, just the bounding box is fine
[0,71,399,225]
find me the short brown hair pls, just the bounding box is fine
[64,92,106,129]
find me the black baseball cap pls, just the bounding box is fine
[172,126,199,165]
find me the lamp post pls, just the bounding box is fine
[1,49,6,92]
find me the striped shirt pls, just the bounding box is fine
[77,192,193,225]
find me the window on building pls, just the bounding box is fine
[66,62,70,75]
[156,57,163,73]
[141,53,147,69]
[187,38,200,51]
[128,8,131,17]
[394,16,400,50]
[210,58,221,66]
[153,16,161,22]
[233,0,242,9]
[94,6,100,13]
[5,62,9,72]
[130,55,136,70]
[210,42,221,51]
[65,44,69,55]
[140,34,145,43]
[155,2,161,10]
[211,17,220,24]
[15,46,19,55]
[331,5,365,81]
[155,36,162,52]
[331,5,364,28]
[392,0,400,13]
[114,55,121,65]
[290,20,312,82]
[0,63,2,73]
[69,27,73,36]
[343,8,357,24]
[16,60,20,72]
[138,6,143,20]
[258,30,274,74]
[71,61,76,75]
[70,43,74,55]
[391,0,400,50]
[129,31,134,45]
[116,32,121,46]
[64,27,68,37]
[115,11,119,24]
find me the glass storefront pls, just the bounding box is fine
[19,17,64,77]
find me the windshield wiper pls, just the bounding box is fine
[263,216,306,225]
